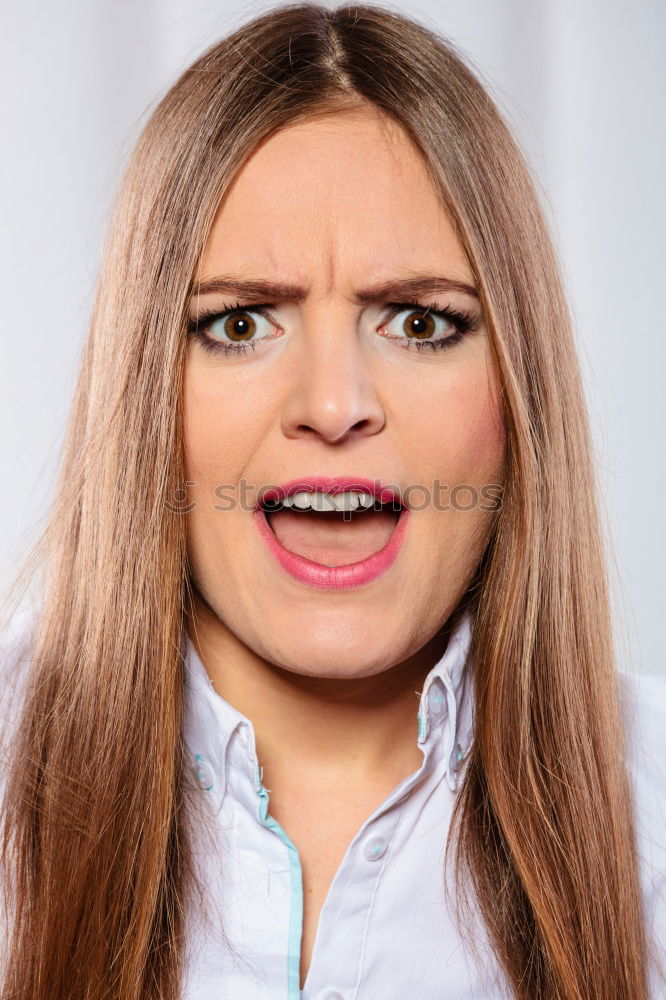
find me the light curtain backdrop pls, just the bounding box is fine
[1,0,664,675]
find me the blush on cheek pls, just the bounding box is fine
[182,396,226,484]
[459,369,505,476]
[476,401,506,479]
[433,376,505,487]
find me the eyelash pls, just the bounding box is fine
[186,299,476,357]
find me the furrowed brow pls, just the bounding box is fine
[189,274,479,303]
[355,276,479,303]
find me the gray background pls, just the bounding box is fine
[2,0,664,675]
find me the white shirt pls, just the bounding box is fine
[1,605,665,999]
[179,609,666,1000]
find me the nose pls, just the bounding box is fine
[280,314,386,445]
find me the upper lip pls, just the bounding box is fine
[256,476,406,509]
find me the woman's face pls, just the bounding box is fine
[183,105,505,678]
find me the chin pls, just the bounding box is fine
[267,631,407,679]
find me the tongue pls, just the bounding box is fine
[266,508,399,566]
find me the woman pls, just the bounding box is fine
[1,3,664,999]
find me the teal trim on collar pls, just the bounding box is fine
[256,764,304,1000]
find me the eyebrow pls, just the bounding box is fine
[188,274,480,304]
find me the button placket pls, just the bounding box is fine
[304,810,399,996]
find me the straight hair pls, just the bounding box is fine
[0,4,654,998]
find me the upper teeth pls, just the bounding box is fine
[271,490,381,512]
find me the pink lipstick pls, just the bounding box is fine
[252,476,410,590]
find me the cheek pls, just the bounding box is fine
[182,361,268,483]
[182,371,219,482]
[412,363,505,486]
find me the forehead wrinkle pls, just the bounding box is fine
[199,117,468,304]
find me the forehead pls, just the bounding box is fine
[197,108,472,286]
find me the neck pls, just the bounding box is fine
[185,592,454,789]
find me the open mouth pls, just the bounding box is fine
[260,494,405,568]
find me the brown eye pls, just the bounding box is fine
[402,311,437,340]
[380,303,470,353]
[211,311,257,342]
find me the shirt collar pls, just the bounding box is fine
[415,605,475,791]
[181,605,475,812]
[181,628,245,815]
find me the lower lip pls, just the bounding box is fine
[252,505,410,590]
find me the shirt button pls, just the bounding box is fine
[452,741,463,769]
[192,753,215,791]
[427,683,445,716]
[363,835,387,861]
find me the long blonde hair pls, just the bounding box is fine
[0,4,653,998]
